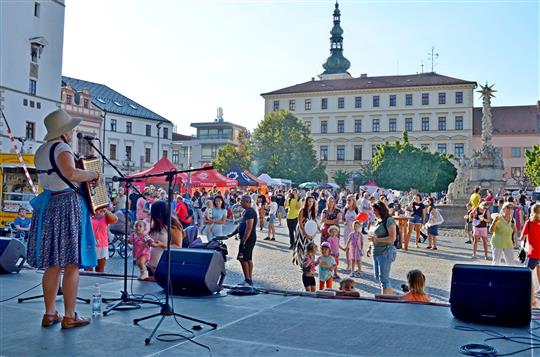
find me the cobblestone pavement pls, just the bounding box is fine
[104,220,506,303]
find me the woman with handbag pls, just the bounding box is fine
[520,203,540,303]
[367,202,397,295]
[490,202,517,265]
[470,201,491,260]
[292,196,318,266]
[320,196,342,243]
[424,197,443,250]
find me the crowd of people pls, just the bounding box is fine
[17,108,540,331]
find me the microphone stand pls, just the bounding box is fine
[132,167,217,345]
[83,138,161,313]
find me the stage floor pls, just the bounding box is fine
[0,270,536,357]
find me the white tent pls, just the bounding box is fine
[258,174,291,188]
[258,173,279,186]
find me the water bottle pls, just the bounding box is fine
[92,283,102,317]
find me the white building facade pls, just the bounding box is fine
[0,0,65,154]
[262,77,476,180]
[62,77,174,183]
[261,2,477,182]
[171,111,247,170]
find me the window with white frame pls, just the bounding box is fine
[405,94,413,106]
[289,99,296,111]
[337,145,345,161]
[320,146,328,161]
[337,120,344,133]
[438,117,446,130]
[455,116,464,130]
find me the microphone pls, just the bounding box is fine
[77,132,99,141]
[112,176,144,183]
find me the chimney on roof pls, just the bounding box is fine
[360,73,367,78]
[311,77,315,81]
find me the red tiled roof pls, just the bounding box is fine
[473,105,540,135]
[261,72,476,96]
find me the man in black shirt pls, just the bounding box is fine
[128,190,141,222]
[228,195,257,286]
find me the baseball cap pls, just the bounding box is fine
[321,242,331,249]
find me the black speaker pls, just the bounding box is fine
[155,248,226,296]
[450,264,531,327]
[0,238,26,274]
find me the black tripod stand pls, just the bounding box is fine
[18,285,90,304]
[132,169,217,345]
[81,137,161,314]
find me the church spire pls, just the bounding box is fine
[321,1,351,77]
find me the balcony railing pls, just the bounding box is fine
[197,134,233,140]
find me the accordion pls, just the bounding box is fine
[78,156,109,215]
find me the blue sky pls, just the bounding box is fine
[63,0,539,134]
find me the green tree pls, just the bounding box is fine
[525,145,540,186]
[212,129,252,172]
[252,110,326,183]
[371,131,457,192]
[333,170,351,189]
[352,162,375,188]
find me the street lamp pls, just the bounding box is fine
[156,121,162,162]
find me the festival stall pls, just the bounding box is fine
[188,163,237,193]
[225,165,259,187]
[128,157,184,191]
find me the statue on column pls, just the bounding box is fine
[479,82,496,145]
[446,82,505,204]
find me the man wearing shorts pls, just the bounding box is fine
[275,190,286,226]
[229,195,257,286]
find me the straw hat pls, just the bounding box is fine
[43,109,81,140]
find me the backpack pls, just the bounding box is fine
[344,207,359,216]
[183,198,194,218]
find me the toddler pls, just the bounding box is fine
[128,220,153,280]
[376,269,431,302]
[336,278,360,297]
[302,242,318,292]
[317,242,337,290]
[90,208,118,272]
[326,225,344,281]
[346,221,364,277]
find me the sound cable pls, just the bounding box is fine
[455,321,540,356]
[152,275,213,357]
[0,282,42,303]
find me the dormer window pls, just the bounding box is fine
[29,37,47,62]
[31,44,39,62]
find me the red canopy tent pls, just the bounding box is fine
[129,157,185,186]
[188,163,237,188]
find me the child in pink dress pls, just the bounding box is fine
[346,221,364,277]
[128,220,153,280]
[327,225,345,281]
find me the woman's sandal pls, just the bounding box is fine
[41,311,63,327]
[61,313,90,329]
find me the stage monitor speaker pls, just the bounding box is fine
[0,238,26,274]
[155,248,226,296]
[450,264,531,327]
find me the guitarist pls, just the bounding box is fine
[27,110,100,329]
